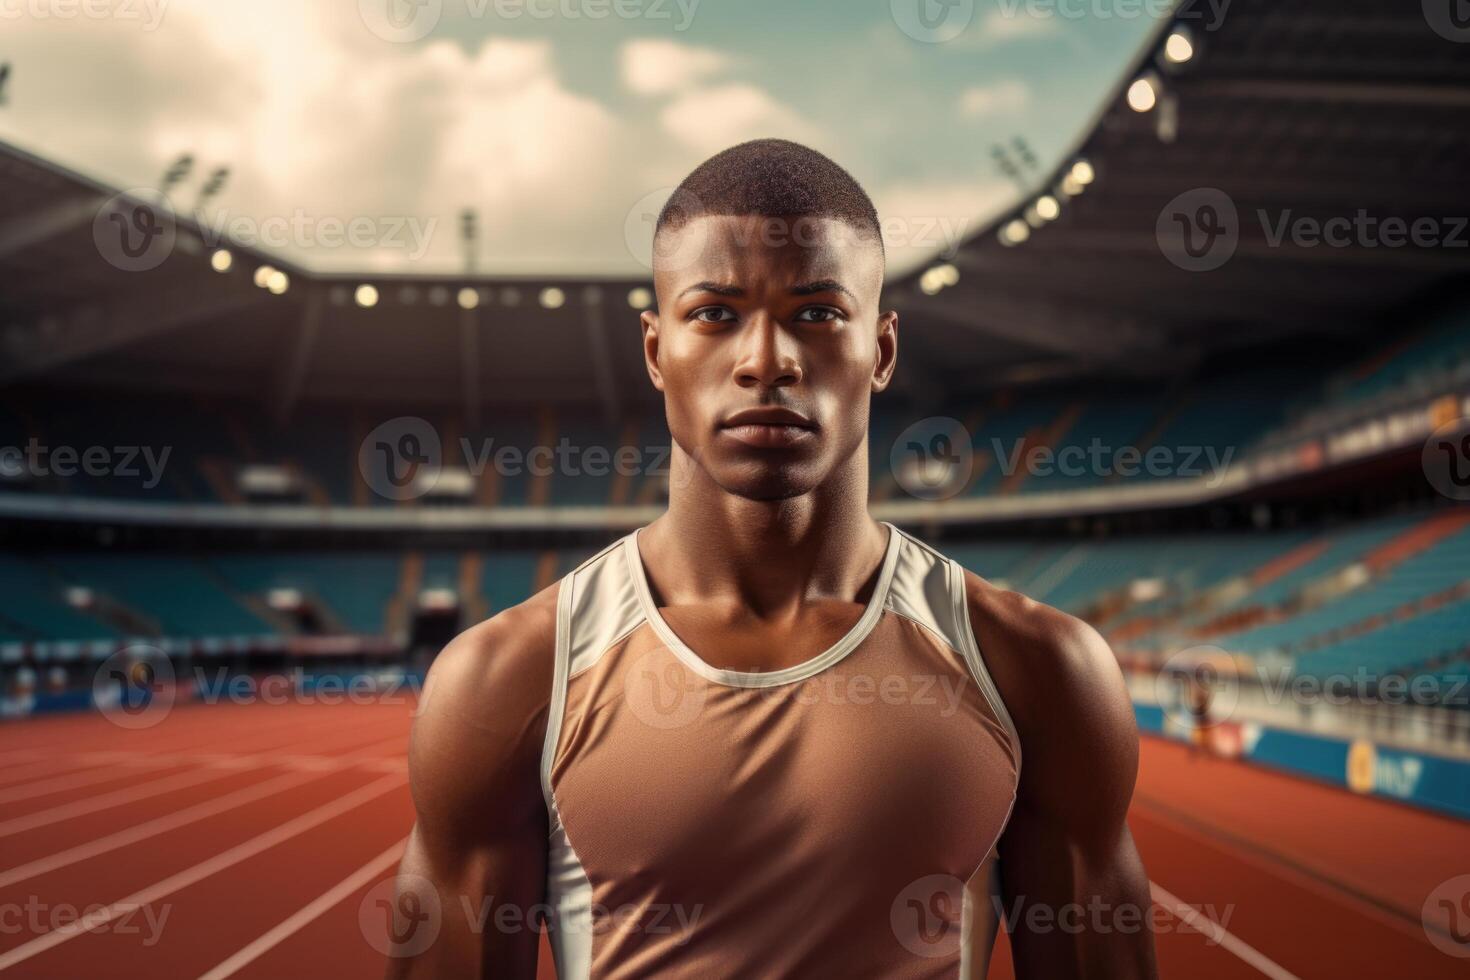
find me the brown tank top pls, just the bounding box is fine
[541,524,1020,978]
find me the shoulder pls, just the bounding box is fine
[418,580,560,726]
[408,581,561,838]
[959,567,1138,815]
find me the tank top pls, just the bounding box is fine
[541,523,1021,978]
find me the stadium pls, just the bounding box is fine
[1,0,1469,977]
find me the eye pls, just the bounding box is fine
[794,306,842,323]
[690,306,737,324]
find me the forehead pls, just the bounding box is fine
[652,214,884,297]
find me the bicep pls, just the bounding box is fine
[992,614,1158,978]
[384,622,552,978]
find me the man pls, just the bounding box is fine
[388,139,1158,978]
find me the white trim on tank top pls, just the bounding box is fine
[622,522,904,689]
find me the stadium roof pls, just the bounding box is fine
[2,0,1468,422]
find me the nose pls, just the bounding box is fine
[732,314,803,389]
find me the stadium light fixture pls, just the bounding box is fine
[457,287,480,310]
[253,265,275,289]
[628,287,653,309]
[919,269,943,295]
[355,284,379,308]
[1071,159,1095,185]
[1035,195,1061,221]
[267,270,289,295]
[1127,74,1159,113]
[1163,27,1195,65]
[210,249,232,273]
[1000,218,1031,246]
[540,286,566,310]
[935,263,959,287]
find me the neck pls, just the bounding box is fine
[640,439,889,616]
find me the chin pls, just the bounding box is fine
[714,460,824,502]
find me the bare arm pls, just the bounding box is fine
[385,588,558,978]
[969,579,1159,979]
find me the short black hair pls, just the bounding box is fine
[655,138,882,254]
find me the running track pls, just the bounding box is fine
[1,701,1466,978]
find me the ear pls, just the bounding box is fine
[641,309,665,392]
[871,309,898,393]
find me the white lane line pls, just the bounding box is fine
[196,838,408,980]
[1150,881,1302,980]
[0,758,178,804]
[0,770,317,889]
[0,764,263,838]
[0,756,114,788]
[0,773,407,971]
[0,734,412,884]
[0,734,411,839]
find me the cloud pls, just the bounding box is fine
[659,83,818,156]
[959,80,1030,117]
[621,39,731,96]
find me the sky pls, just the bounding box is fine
[0,0,1167,275]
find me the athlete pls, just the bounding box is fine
[388,139,1158,978]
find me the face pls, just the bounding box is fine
[643,214,898,502]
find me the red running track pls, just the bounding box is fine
[0,700,1466,978]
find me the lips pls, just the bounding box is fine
[718,407,817,449]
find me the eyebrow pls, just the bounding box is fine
[677,279,855,301]
[791,279,855,300]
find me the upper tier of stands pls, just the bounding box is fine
[3,303,1466,511]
